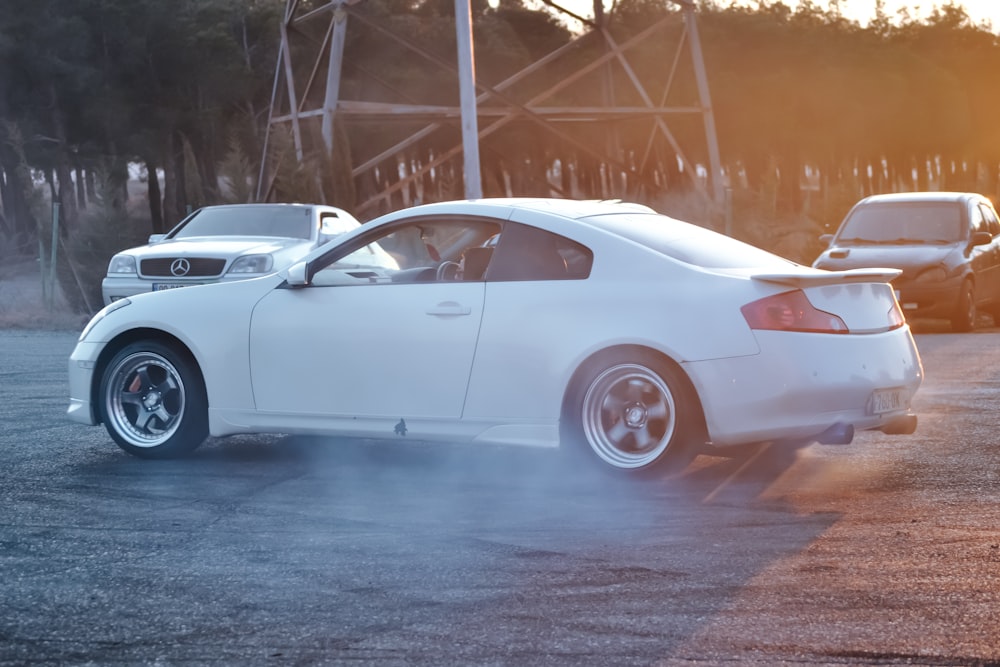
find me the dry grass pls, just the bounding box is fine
[0,256,89,331]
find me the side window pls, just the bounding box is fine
[979,204,1000,237]
[310,217,502,286]
[970,204,986,235]
[487,223,593,282]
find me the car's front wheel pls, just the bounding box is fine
[952,280,976,332]
[563,352,702,475]
[98,341,208,458]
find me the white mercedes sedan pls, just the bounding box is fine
[101,203,360,305]
[69,198,923,475]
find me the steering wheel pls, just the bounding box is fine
[436,260,461,281]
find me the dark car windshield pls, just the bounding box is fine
[836,202,964,244]
[170,206,314,240]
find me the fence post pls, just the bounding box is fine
[48,202,60,310]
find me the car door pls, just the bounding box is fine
[976,202,1000,308]
[969,202,1000,307]
[247,216,500,420]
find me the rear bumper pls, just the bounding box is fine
[684,326,922,448]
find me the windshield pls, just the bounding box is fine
[836,202,964,244]
[170,206,314,240]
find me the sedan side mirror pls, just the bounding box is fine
[971,231,992,247]
[819,233,834,246]
[284,260,310,287]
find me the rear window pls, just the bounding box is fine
[587,213,797,269]
[170,206,314,240]
[836,201,964,244]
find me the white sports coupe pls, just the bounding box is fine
[101,203,361,305]
[68,198,923,474]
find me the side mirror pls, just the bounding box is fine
[819,233,834,245]
[284,260,310,287]
[971,231,992,247]
[148,234,166,244]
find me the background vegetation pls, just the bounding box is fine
[1,0,997,313]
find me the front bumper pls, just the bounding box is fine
[893,275,963,320]
[67,341,102,426]
[101,276,214,306]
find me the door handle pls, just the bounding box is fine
[426,301,471,316]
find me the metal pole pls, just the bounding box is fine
[455,0,482,199]
[48,202,60,310]
[322,5,349,157]
[684,3,725,209]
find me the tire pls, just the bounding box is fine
[562,352,702,475]
[951,280,976,332]
[98,341,208,459]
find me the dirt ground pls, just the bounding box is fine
[0,255,88,331]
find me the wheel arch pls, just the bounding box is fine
[91,329,206,423]
[560,344,709,444]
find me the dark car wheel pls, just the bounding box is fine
[563,352,701,475]
[98,341,208,459]
[951,280,976,332]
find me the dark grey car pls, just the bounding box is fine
[813,192,1000,331]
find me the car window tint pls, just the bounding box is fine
[838,202,964,243]
[172,206,314,240]
[487,223,592,281]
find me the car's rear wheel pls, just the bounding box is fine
[98,341,208,459]
[951,280,976,332]
[563,352,701,474]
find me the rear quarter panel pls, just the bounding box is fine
[462,223,766,422]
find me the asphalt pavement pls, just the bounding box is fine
[1,329,998,666]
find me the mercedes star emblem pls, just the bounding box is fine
[170,258,191,277]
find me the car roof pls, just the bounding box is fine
[373,198,657,222]
[856,191,984,205]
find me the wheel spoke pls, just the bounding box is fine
[606,419,631,446]
[134,406,158,432]
[632,426,656,452]
[624,378,648,403]
[120,390,144,408]
[135,366,155,390]
[646,401,669,422]
[600,391,628,416]
[155,374,180,396]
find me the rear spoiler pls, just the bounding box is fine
[752,267,901,288]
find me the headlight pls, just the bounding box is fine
[914,267,947,283]
[79,298,131,341]
[107,255,137,275]
[228,254,273,274]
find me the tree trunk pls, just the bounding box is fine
[146,159,164,233]
[48,83,79,230]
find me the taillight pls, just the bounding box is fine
[887,299,906,330]
[741,290,848,334]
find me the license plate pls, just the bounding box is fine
[153,283,198,292]
[869,388,904,415]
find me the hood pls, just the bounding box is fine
[813,243,959,271]
[126,236,312,258]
